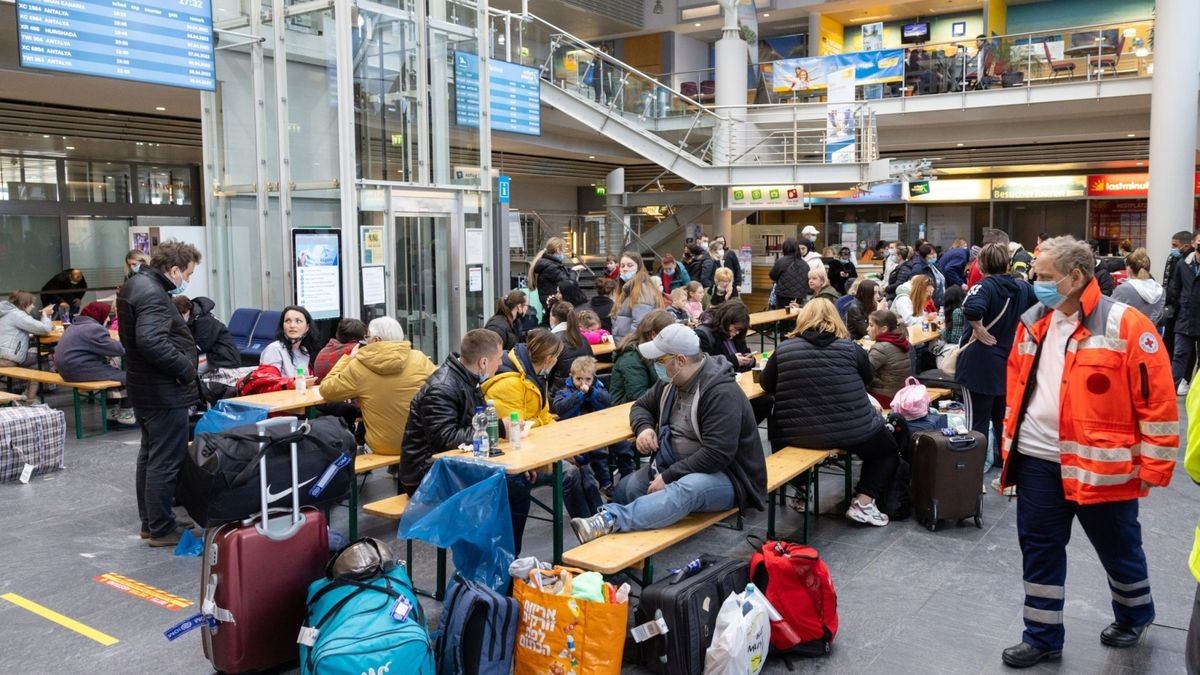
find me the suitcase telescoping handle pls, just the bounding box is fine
[948,434,977,450]
[255,417,306,542]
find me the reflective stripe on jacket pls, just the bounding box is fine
[1000,279,1179,505]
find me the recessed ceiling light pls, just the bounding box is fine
[956,143,964,147]
[762,13,770,17]
[588,155,596,159]
[65,146,74,150]
[42,134,49,138]
[1136,161,1145,166]
[155,106,166,111]
[694,22,702,27]
[1126,133,1135,137]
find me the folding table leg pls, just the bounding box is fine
[552,460,564,564]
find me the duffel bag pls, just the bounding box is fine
[177,416,355,527]
[749,539,838,658]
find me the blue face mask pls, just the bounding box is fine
[619,271,635,282]
[927,256,937,265]
[1170,248,1183,258]
[653,362,672,383]
[130,264,141,274]
[168,280,188,297]
[551,253,564,262]
[1033,278,1067,309]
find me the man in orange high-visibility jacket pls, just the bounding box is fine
[998,236,1179,669]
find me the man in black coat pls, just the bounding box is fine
[1169,236,1200,387]
[116,240,201,547]
[570,324,766,543]
[1086,239,1115,296]
[399,329,503,495]
[1162,230,1196,359]
[714,235,742,288]
[40,268,88,316]
[685,243,717,289]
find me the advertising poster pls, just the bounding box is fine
[361,226,384,266]
[738,245,753,295]
[767,49,904,94]
[861,23,884,99]
[293,230,342,321]
[825,66,856,163]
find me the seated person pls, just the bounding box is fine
[808,267,841,304]
[259,305,320,378]
[667,288,690,324]
[684,282,707,320]
[550,356,610,509]
[760,301,898,526]
[844,279,881,341]
[484,290,529,351]
[866,310,913,407]
[892,276,937,327]
[40,268,88,319]
[321,317,435,457]
[400,329,502,495]
[695,301,755,372]
[313,318,367,381]
[570,324,767,543]
[175,296,254,405]
[547,301,592,392]
[588,278,616,333]
[0,291,53,403]
[482,329,590,551]
[576,310,611,346]
[56,301,135,426]
[708,267,739,307]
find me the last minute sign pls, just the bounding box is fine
[1087,173,1200,198]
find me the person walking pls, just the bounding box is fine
[998,236,1178,668]
[1169,232,1200,391]
[1162,230,1195,373]
[116,240,203,548]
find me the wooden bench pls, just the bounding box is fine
[342,453,402,540]
[0,367,122,439]
[360,492,447,600]
[0,392,21,405]
[562,447,831,585]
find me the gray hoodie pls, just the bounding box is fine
[0,301,51,363]
[1113,277,1165,326]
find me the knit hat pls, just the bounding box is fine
[79,301,111,324]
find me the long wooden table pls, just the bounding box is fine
[227,386,326,414]
[859,324,942,350]
[591,340,616,358]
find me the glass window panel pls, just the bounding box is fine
[286,10,340,184]
[0,215,62,293]
[0,157,59,201]
[429,28,481,187]
[356,11,420,182]
[137,166,192,205]
[67,217,133,291]
[65,162,131,203]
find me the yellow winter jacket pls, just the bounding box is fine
[1188,384,1200,582]
[319,341,435,456]
[480,349,556,429]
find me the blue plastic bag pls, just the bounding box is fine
[398,456,515,594]
[193,401,267,437]
[173,529,203,557]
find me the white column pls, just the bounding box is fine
[714,0,747,164]
[1146,0,1200,267]
[808,13,822,57]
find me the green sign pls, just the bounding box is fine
[908,181,930,196]
[390,133,404,146]
[595,186,607,197]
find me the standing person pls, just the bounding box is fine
[259,306,320,379]
[956,243,1037,475]
[484,290,529,351]
[0,291,53,403]
[1112,249,1164,326]
[58,301,134,426]
[656,253,691,292]
[998,236,1178,669]
[603,254,620,282]
[1169,232,1200,392]
[713,235,742,289]
[939,239,970,289]
[590,44,615,105]
[530,237,572,317]
[1185,385,1200,675]
[1086,239,1117,296]
[176,296,242,374]
[845,279,881,341]
[762,300,898,526]
[834,246,858,294]
[116,240,202,547]
[685,243,716,290]
[885,245,918,301]
[1162,230,1196,368]
[910,244,946,306]
[708,267,739,307]
[798,240,824,273]
[611,251,666,342]
[882,242,902,291]
[589,278,617,333]
[40,268,88,318]
[320,317,435,458]
[769,238,811,309]
[124,250,149,279]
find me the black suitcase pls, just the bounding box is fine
[910,430,985,531]
[632,556,749,674]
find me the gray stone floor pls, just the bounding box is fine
[0,393,1195,673]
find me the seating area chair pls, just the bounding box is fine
[698,80,715,104]
[239,309,280,363]
[1089,35,1125,77]
[226,308,261,349]
[1042,41,1076,79]
[679,81,699,100]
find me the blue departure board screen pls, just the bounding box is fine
[454,51,540,136]
[16,0,216,91]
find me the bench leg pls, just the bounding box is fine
[72,389,83,440]
[803,470,813,543]
[767,486,778,540]
[552,460,564,565]
[843,457,854,507]
[642,557,654,587]
[99,395,107,436]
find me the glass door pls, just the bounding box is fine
[394,214,451,362]
[67,216,135,295]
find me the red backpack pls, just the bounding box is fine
[236,365,293,396]
[749,540,838,657]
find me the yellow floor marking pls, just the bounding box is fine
[95,572,192,611]
[1,592,119,646]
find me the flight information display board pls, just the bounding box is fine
[16,0,216,90]
[454,51,540,136]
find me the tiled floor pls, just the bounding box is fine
[0,394,1195,673]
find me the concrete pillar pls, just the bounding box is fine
[605,168,626,254]
[808,13,823,57]
[714,206,733,243]
[1146,0,1200,267]
[714,0,747,164]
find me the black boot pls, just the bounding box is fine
[1100,622,1149,648]
[1001,642,1062,668]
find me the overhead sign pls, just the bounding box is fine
[729,185,806,210]
[17,0,215,90]
[906,179,990,202]
[454,51,541,136]
[992,176,1087,200]
[807,183,902,204]
[497,175,510,204]
[908,181,930,197]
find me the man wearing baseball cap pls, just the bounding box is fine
[570,324,767,543]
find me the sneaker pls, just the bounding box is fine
[1179,380,1190,396]
[846,499,889,526]
[106,406,120,421]
[982,482,988,494]
[570,511,615,544]
[992,477,1017,497]
[116,409,137,427]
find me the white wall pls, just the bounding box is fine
[508,181,578,214]
[672,33,710,89]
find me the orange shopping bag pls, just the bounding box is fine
[512,567,627,675]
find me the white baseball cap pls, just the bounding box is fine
[801,226,820,238]
[638,324,701,360]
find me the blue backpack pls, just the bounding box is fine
[300,565,436,675]
[435,575,519,675]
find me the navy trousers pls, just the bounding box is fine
[1015,455,1155,651]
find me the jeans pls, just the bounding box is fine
[1014,454,1154,651]
[603,466,736,532]
[841,424,899,501]
[609,440,636,479]
[964,387,1005,467]
[1188,583,1200,675]
[507,461,587,553]
[1173,333,1199,384]
[135,406,191,537]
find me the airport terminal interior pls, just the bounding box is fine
[1,0,1199,672]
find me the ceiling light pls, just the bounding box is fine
[65,146,74,150]
[588,155,596,159]
[653,0,663,15]
[1136,162,1145,166]
[694,22,702,27]
[42,134,49,138]
[762,13,769,17]
[956,143,964,147]
[155,106,166,111]
[1126,133,1136,137]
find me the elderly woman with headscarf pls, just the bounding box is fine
[56,301,135,426]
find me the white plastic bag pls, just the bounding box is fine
[703,584,774,675]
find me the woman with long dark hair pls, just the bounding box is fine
[259,305,320,377]
[548,301,593,391]
[484,290,529,350]
[845,279,880,340]
[769,237,811,308]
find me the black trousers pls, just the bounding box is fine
[964,387,1005,466]
[842,424,900,501]
[135,406,190,537]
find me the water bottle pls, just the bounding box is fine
[294,367,307,393]
[471,406,489,458]
[508,411,522,451]
[485,399,500,449]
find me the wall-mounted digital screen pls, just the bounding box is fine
[455,51,541,136]
[16,0,216,90]
[901,22,930,45]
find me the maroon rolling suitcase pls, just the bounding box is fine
[199,417,329,673]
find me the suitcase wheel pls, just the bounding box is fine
[974,515,983,529]
[926,521,937,532]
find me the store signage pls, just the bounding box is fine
[497,175,510,204]
[729,185,806,209]
[808,183,902,204]
[906,179,990,202]
[908,181,930,197]
[992,176,1087,200]
[1087,173,1200,197]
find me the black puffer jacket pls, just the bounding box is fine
[533,256,572,311]
[484,314,521,351]
[761,330,881,449]
[400,355,485,493]
[769,255,810,304]
[885,259,918,299]
[629,355,767,513]
[189,296,241,369]
[116,268,198,410]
